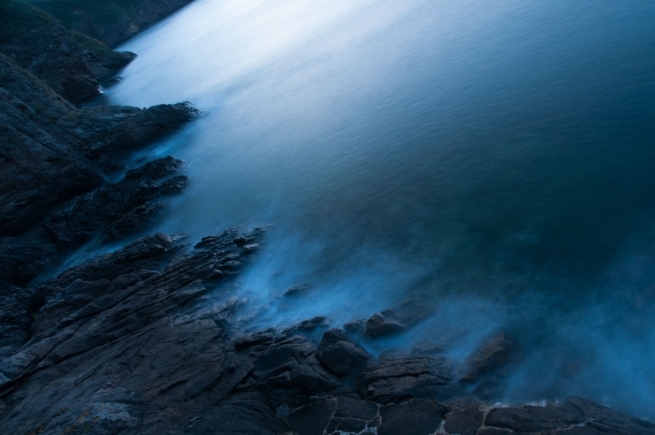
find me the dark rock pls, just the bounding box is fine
[0,228,265,434]
[483,399,655,435]
[31,0,196,47]
[562,396,655,435]
[558,428,605,435]
[0,0,135,103]
[286,396,380,434]
[290,355,343,394]
[459,332,517,384]
[0,225,653,434]
[283,283,311,297]
[234,328,276,350]
[0,54,103,237]
[444,407,484,435]
[0,51,196,285]
[0,155,188,285]
[61,103,197,172]
[316,328,372,377]
[477,429,513,435]
[357,355,456,404]
[298,315,329,331]
[344,319,366,335]
[47,157,183,239]
[484,405,585,432]
[378,399,447,435]
[362,298,433,339]
[366,312,406,338]
[287,399,336,435]
[326,397,380,434]
[176,393,285,435]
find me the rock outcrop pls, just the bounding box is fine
[0,54,196,237]
[0,227,653,434]
[29,0,195,47]
[0,0,136,103]
[0,51,197,286]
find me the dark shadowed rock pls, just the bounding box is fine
[562,396,655,434]
[316,328,372,377]
[557,428,605,435]
[485,405,585,432]
[344,319,366,335]
[459,333,517,384]
[0,0,135,103]
[366,312,406,338]
[357,355,456,404]
[1,225,653,433]
[0,50,196,285]
[482,399,655,434]
[30,0,195,47]
[283,283,311,297]
[298,315,329,331]
[44,156,187,245]
[477,429,513,435]
[444,407,484,435]
[0,156,189,285]
[0,54,103,237]
[286,396,381,435]
[175,393,285,435]
[287,398,336,435]
[59,103,198,172]
[0,228,267,434]
[356,298,433,339]
[378,399,446,435]
[326,397,380,434]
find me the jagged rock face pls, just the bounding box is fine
[0,155,190,285]
[0,51,197,285]
[29,0,195,47]
[0,228,264,434]
[1,227,653,434]
[43,156,188,245]
[59,102,199,172]
[0,54,104,237]
[0,54,197,239]
[0,0,135,103]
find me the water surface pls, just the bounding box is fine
[103,0,655,417]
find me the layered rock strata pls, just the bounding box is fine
[0,228,653,434]
[0,0,136,103]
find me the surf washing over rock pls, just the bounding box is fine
[1,0,655,434]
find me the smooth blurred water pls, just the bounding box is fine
[102,0,655,417]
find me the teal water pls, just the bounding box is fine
[102,0,655,417]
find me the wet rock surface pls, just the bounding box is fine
[0,155,190,285]
[2,228,652,434]
[345,298,433,339]
[44,156,188,244]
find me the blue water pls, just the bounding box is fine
[102,0,655,418]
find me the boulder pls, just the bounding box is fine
[316,328,372,377]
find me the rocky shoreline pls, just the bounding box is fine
[1,1,653,434]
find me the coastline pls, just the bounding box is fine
[1,1,654,434]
